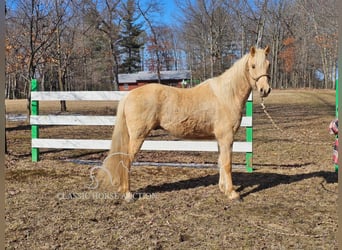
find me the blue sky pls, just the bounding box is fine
[159,0,179,25]
[7,0,180,25]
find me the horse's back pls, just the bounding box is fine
[123,83,185,121]
[124,83,174,110]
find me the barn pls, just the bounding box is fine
[118,70,191,91]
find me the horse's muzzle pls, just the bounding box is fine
[260,87,271,97]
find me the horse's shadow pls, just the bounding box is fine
[136,166,338,199]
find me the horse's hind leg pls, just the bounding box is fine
[121,136,145,201]
[115,152,131,201]
[123,106,157,200]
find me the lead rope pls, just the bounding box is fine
[260,98,285,134]
[260,98,331,146]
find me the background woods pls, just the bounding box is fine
[5,0,338,99]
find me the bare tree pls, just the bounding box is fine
[178,0,233,80]
[298,0,338,88]
[5,0,339,95]
[137,0,163,82]
[9,0,62,117]
[53,0,76,111]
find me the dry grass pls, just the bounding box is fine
[5,89,338,249]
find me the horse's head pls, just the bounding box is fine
[247,46,271,98]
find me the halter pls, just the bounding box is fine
[252,74,270,82]
[250,73,270,89]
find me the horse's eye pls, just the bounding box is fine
[252,64,256,69]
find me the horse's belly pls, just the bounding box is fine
[161,117,215,139]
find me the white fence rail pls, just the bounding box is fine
[30,89,253,168]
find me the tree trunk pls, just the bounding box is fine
[111,42,120,91]
[55,4,67,112]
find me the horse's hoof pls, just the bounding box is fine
[227,190,240,200]
[219,184,225,193]
[124,192,134,202]
[231,196,243,203]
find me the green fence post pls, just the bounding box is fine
[31,79,39,162]
[335,79,338,172]
[246,94,253,172]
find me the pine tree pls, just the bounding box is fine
[119,0,144,73]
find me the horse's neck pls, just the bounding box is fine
[235,77,252,108]
[231,56,252,105]
[213,67,251,110]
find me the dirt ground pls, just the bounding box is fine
[5,89,338,249]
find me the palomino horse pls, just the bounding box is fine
[97,46,271,201]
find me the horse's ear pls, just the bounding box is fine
[250,46,256,57]
[265,45,270,56]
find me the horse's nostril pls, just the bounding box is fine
[268,88,271,94]
[260,88,263,93]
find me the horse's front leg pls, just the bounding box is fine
[217,137,240,200]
